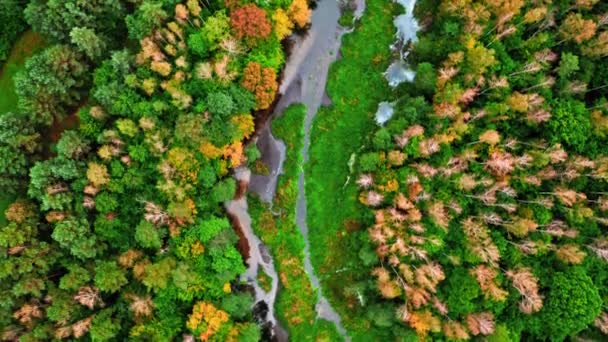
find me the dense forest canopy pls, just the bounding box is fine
[352,0,608,340]
[0,0,310,340]
[2,0,608,340]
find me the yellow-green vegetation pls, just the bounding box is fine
[251,159,271,176]
[249,103,342,341]
[305,0,410,339]
[256,268,272,293]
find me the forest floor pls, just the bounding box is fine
[305,0,399,339]
[0,30,45,226]
[249,104,342,341]
[0,30,45,113]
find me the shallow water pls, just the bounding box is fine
[384,0,420,88]
[249,0,353,338]
[225,168,288,341]
[240,0,422,339]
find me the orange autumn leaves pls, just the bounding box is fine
[229,1,310,109]
[287,0,311,29]
[228,0,310,43]
[187,302,229,341]
[199,114,254,169]
[242,61,278,110]
[229,4,272,43]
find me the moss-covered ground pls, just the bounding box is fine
[305,0,402,339]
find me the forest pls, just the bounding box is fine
[307,0,608,340]
[1,0,608,341]
[0,0,310,340]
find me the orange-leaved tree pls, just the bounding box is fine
[230,4,271,44]
[242,61,277,110]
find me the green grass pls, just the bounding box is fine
[305,0,401,339]
[0,30,45,114]
[0,30,46,226]
[248,104,342,341]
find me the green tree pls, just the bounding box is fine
[547,99,591,153]
[24,0,125,43]
[56,130,90,159]
[187,31,210,58]
[94,261,128,293]
[228,85,256,113]
[14,45,89,126]
[359,152,382,172]
[195,216,231,243]
[207,91,235,117]
[221,293,254,320]
[487,324,513,342]
[59,264,91,291]
[0,113,40,194]
[201,10,231,49]
[52,216,98,259]
[557,52,579,79]
[135,220,162,249]
[444,269,480,316]
[541,269,602,341]
[211,178,236,203]
[125,1,167,40]
[70,27,107,61]
[0,0,27,63]
[28,157,82,211]
[414,62,437,97]
[143,257,176,291]
[90,309,121,340]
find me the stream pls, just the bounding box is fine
[249,0,354,337]
[248,0,355,338]
[225,168,288,341]
[228,0,420,340]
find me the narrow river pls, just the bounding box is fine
[230,0,420,340]
[248,0,357,338]
[225,168,287,341]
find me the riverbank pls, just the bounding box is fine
[249,104,342,341]
[305,0,402,339]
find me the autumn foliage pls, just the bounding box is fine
[242,61,278,109]
[0,0,296,339]
[230,4,271,43]
[288,0,311,29]
[354,0,608,339]
[187,302,230,341]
